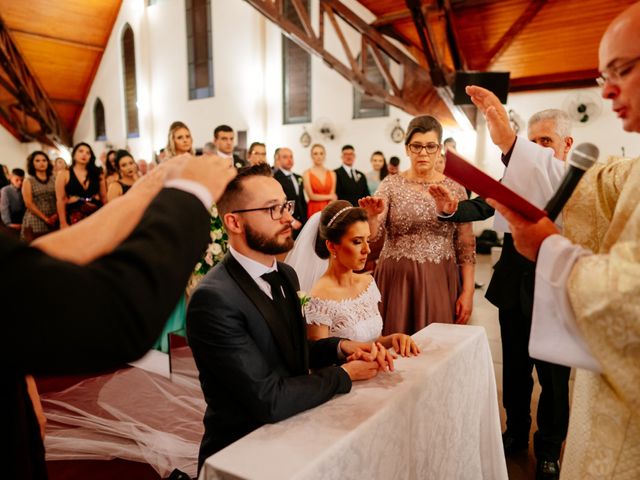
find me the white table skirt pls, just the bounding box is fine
[201,323,507,480]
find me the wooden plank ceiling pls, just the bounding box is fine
[0,0,121,143]
[359,0,636,91]
[0,0,634,143]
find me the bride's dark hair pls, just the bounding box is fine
[315,200,369,259]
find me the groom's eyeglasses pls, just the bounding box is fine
[232,200,295,220]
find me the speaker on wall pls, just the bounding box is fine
[453,71,510,105]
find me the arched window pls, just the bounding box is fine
[353,47,389,119]
[186,0,213,99]
[93,98,106,141]
[121,24,139,138]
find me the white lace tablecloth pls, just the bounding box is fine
[200,323,507,480]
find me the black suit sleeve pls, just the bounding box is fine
[441,197,495,223]
[188,286,351,424]
[3,188,210,375]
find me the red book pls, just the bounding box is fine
[444,150,546,222]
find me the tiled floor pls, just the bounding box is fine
[468,253,573,480]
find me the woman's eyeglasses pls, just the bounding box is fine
[407,142,440,154]
[232,200,295,220]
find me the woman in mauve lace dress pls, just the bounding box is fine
[304,200,420,357]
[360,115,476,335]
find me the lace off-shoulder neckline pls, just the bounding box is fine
[310,278,376,305]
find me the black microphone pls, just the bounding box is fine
[544,143,599,221]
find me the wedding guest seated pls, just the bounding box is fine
[305,200,420,356]
[107,150,138,202]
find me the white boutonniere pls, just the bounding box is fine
[297,290,311,307]
[354,171,361,182]
[297,176,303,186]
[235,161,244,169]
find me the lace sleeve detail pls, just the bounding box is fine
[371,176,392,242]
[450,181,476,265]
[304,298,334,327]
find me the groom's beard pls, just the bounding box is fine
[245,223,294,255]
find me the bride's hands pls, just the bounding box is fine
[342,340,396,372]
[389,334,420,357]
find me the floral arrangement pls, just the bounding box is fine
[193,205,228,276]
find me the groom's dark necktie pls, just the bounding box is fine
[261,270,302,363]
[261,271,295,330]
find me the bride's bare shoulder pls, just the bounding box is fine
[309,276,334,298]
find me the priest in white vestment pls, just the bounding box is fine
[465,4,640,477]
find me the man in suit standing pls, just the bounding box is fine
[187,163,391,472]
[273,147,306,236]
[431,109,574,480]
[213,124,248,168]
[0,168,25,235]
[4,154,236,479]
[334,145,370,206]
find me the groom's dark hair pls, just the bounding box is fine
[217,163,273,217]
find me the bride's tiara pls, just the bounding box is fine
[327,206,353,228]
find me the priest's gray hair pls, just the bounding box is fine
[528,109,572,138]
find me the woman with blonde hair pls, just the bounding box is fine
[166,121,194,158]
[303,143,336,218]
[155,121,195,352]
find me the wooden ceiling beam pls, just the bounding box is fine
[8,28,105,52]
[370,4,435,28]
[0,18,71,145]
[242,0,459,123]
[509,69,599,91]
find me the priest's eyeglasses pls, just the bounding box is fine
[232,200,295,220]
[596,55,640,87]
[407,142,440,154]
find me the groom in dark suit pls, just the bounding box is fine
[187,164,390,472]
[334,145,370,206]
[273,147,306,237]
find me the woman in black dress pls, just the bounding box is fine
[55,142,107,227]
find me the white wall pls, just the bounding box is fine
[0,125,28,170]
[74,0,266,162]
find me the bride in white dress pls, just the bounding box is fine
[297,200,420,357]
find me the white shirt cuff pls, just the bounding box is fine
[164,179,213,210]
[437,211,456,219]
[529,234,602,372]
